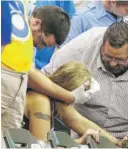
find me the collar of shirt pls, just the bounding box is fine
[96,52,106,71]
[93,0,122,22]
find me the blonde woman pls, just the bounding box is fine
[24,61,122,146]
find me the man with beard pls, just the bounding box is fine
[100,41,128,77]
[39,22,128,142]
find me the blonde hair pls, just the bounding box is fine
[49,61,92,117]
[49,61,91,91]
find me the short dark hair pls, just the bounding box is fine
[32,6,70,45]
[116,0,128,5]
[103,22,128,48]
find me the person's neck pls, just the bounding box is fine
[101,0,117,19]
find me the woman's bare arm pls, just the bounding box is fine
[26,91,51,141]
[57,103,118,145]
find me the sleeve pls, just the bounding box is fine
[41,41,85,75]
[41,27,98,75]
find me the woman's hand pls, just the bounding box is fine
[116,136,128,147]
[84,129,100,143]
[74,129,100,144]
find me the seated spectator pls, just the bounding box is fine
[24,61,121,146]
[36,22,128,145]
[64,0,128,44]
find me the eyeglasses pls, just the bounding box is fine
[103,55,128,64]
[101,47,128,65]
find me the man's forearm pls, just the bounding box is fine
[28,68,74,104]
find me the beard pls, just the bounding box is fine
[101,56,128,77]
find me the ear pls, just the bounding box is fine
[34,18,41,26]
[30,17,41,31]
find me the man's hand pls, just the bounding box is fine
[72,78,100,104]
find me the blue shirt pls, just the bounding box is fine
[34,0,76,69]
[36,0,76,19]
[35,46,55,69]
[64,0,122,44]
[1,1,11,45]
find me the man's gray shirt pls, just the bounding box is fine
[41,27,128,139]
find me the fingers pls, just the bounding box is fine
[85,129,100,143]
[121,136,128,146]
[123,136,128,142]
[92,130,100,144]
[117,136,128,147]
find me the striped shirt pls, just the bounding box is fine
[41,27,128,139]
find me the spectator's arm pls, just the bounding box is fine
[28,68,74,104]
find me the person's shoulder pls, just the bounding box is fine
[84,27,107,49]
[60,27,107,50]
[89,27,107,34]
[74,2,96,18]
[27,91,50,106]
[79,27,107,52]
[78,27,107,41]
